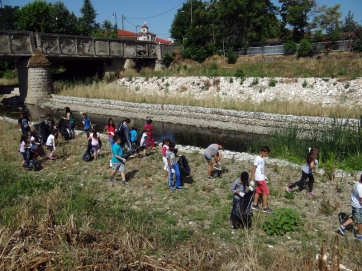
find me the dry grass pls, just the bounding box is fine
[0,119,361,270]
[55,81,362,119]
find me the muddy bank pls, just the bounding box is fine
[41,95,360,135]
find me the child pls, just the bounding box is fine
[286,147,320,195]
[88,127,100,160]
[29,131,41,160]
[230,171,254,229]
[204,142,225,180]
[251,146,273,214]
[62,107,75,139]
[82,113,92,134]
[337,174,362,240]
[139,130,148,157]
[109,135,128,185]
[166,141,182,190]
[19,135,29,165]
[130,126,138,148]
[46,130,57,160]
[161,138,171,177]
[105,118,116,152]
[18,111,31,135]
[144,118,156,150]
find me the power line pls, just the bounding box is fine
[126,2,183,20]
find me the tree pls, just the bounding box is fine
[92,20,117,38]
[79,0,99,36]
[279,0,322,41]
[311,4,342,36]
[342,11,359,32]
[50,1,79,35]
[15,0,53,32]
[0,5,20,30]
[216,0,279,49]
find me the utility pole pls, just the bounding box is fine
[135,25,139,41]
[112,12,117,34]
[122,14,125,40]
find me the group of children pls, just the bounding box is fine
[18,112,58,164]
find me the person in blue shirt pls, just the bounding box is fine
[82,113,92,135]
[130,126,138,148]
[109,136,128,185]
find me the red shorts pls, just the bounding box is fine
[255,180,270,195]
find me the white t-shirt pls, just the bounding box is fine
[350,181,362,208]
[30,136,39,150]
[46,134,55,147]
[140,132,147,146]
[253,155,266,181]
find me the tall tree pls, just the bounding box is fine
[279,0,322,41]
[15,0,53,32]
[311,4,342,34]
[342,11,359,32]
[50,1,79,35]
[216,0,279,48]
[79,0,99,36]
[0,5,20,30]
[92,20,117,38]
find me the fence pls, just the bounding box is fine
[244,40,352,56]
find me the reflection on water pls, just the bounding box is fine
[1,103,266,153]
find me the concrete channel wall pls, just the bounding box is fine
[42,95,361,135]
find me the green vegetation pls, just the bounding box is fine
[263,208,303,235]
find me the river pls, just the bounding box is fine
[0,103,266,152]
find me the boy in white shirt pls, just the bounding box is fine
[251,146,273,214]
[338,175,362,241]
[46,130,57,159]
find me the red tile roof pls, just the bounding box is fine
[155,37,172,44]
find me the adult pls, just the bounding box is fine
[62,107,75,139]
[143,118,156,150]
[338,175,362,241]
[203,142,225,180]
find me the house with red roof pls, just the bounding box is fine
[116,23,172,44]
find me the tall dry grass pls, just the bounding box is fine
[55,81,362,119]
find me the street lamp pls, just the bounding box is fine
[112,12,117,31]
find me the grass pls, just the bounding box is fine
[0,119,362,270]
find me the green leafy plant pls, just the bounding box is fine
[250,78,259,86]
[263,208,303,235]
[297,39,314,57]
[269,78,277,87]
[162,53,174,68]
[302,80,308,88]
[226,49,238,64]
[283,41,297,55]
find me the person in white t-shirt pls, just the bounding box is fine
[250,146,273,214]
[338,175,362,241]
[46,130,58,160]
[88,127,101,160]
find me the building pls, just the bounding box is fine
[116,23,172,44]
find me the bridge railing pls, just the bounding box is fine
[0,30,159,59]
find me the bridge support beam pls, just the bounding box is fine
[16,50,53,105]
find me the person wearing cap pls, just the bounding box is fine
[338,175,362,241]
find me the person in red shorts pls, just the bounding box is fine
[250,146,273,214]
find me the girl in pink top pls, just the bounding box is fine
[105,118,116,152]
[144,119,155,150]
[161,138,171,177]
[88,127,100,160]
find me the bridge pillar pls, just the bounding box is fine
[16,50,53,105]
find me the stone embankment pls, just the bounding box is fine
[112,76,362,107]
[43,76,361,135]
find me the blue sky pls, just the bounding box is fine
[6,0,362,39]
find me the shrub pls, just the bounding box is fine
[209,62,218,71]
[263,208,303,235]
[283,41,297,55]
[302,80,308,88]
[269,78,277,87]
[297,39,314,57]
[250,78,259,86]
[226,49,238,64]
[162,53,174,68]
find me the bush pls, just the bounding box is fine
[226,49,238,64]
[283,41,297,55]
[268,78,277,87]
[297,39,314,57]
[162,53,174,68]
[263,208,303,235]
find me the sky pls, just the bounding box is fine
[6,0,362,40]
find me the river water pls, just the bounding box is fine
[1,103,265,152]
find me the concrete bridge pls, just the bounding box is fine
[0,30,178,104]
